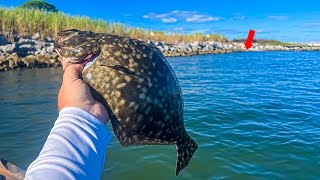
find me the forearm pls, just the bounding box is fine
[25,107,112,180]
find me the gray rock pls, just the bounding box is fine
[46,46,54,54]
[0,35,10,46]
[9,59,16,67]
[44,42,54,47]
[22,56,36,67]
[1,59,9,66]
[163,45,169,51]
[192,45,199,51]
[32,33,40,40]
[49,59,56,64]
[34,42,45,51]
[18,38,35,45]
[157,46,164,51]
[40,48,47,56]
[44,37,52,42]
[154,41,160,46]
[192,41,199,47]
[1,44,16,54]
[19,44,35,50]
[204,44,212,50]
[16,44,36,57]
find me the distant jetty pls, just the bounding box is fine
[1,33,320,71]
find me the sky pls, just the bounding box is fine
[1,0,320,42]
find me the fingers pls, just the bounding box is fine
[61,56,70,71]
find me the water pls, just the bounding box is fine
[0,51,320,179]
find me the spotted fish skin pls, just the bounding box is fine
[54,29,198,175]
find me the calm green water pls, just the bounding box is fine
[0,51,320,179]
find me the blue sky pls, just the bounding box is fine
[1,0,320,42]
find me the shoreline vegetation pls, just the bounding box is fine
[0,8,320,71]
[0,8,228,43]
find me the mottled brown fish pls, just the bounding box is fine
[54,29,198,175]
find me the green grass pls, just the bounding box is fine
[232,39,302,47]
[0,7,228,43]
[256,40,302,47]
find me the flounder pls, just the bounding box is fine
[54,29,198,175]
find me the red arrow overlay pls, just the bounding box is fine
[244,30,255,49]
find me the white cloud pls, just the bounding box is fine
[302,23,320,27]
[172,27,185,32]
[155,13,168,19]
[186,15,219,22]
[268,16,288,20]
[161,17,177,23]
[142,10,219,23]
[234,15,246,20]
[255,30,265,33]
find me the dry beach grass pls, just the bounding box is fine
[0,8,227,43]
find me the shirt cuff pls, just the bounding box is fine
[25,107,112,180]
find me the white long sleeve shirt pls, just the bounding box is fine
[25,107,112,180]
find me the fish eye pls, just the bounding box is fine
[70,48,82,56]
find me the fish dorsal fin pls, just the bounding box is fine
[57,29,80,36]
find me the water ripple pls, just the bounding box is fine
[0,52,320,179]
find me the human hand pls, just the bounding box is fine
[58,61,109,124]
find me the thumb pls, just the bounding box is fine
[62,64,84,86]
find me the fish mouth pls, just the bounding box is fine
[54,37,79,63]
[54,37,63,54]
[54,37,101,65]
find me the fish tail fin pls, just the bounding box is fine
[175,135,198,176]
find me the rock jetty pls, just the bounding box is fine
[0,33,320,71]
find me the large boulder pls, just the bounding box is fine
[191,44,199,51]
[7,54,19,68]
[15,44,36,57]
[0,56,7,66]
[40,48,47,56]
[22,55,36,68]
[163,44,169,51]
[44,37,52,42]
[0,44,17,54]
[45,42,54,47]
[18,38,36,45]
[0,35,10,46]
[146,40,153,45]
[34,41,45,51]
[46,46,54,54]
[192,41,200,47]
[32,33,40,40]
